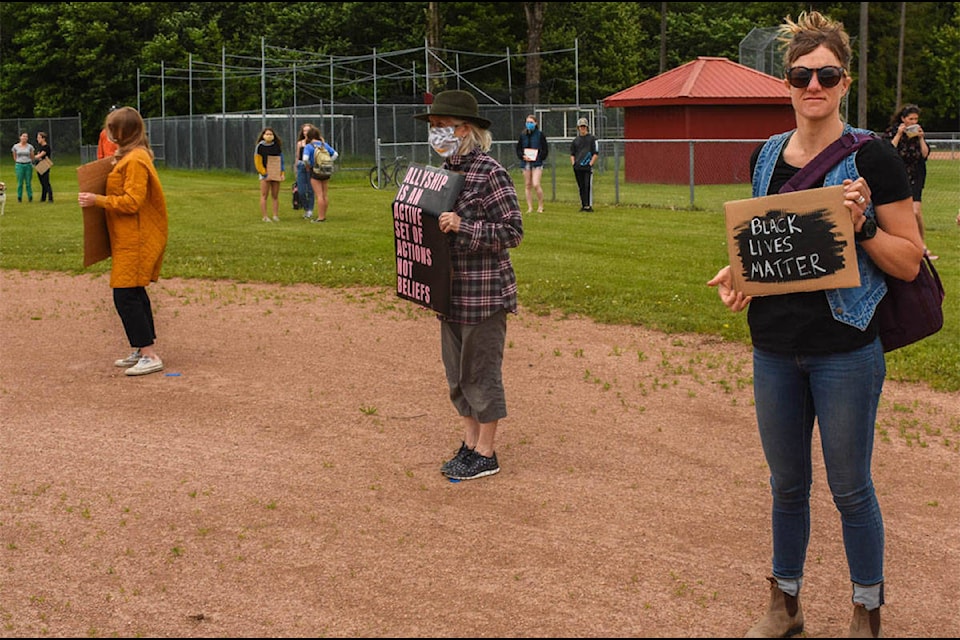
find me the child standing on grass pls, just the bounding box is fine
[254,127,285,222]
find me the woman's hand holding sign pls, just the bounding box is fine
[842,177,872,233]
[707,265,752,313]
[439,211,461,234]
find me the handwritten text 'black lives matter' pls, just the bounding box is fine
[733,208,846,283]
[393,166,455,305]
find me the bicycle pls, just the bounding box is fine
[369,155,409,189]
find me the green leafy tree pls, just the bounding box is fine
[1,1,956,139]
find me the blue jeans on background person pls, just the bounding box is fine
[752,338,886,587]
[296,162,314,215]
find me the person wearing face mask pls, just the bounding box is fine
[515,114,549,213]
[254,127,285,222]
[412,90,523,481]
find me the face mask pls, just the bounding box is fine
[526,122,535,131]
[428,126,461,158]
[263,133,274,142]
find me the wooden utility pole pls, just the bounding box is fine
[660,3,668,74]
[896,2,905,109]
[427,2,442,95]
[522,2,547,104]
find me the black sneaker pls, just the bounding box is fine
[444,450,499,480]
[440,441,471,475]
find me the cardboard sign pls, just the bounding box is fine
[724,185,860,296]
[266,155,283,181]
[77,157,117,267]
[393,163,465,315]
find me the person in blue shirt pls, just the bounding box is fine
[304,130,338,223]
[515,114,549,213]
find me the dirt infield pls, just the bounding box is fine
[1,270,957,637]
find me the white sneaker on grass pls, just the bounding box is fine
[125,356,164,376]
[114,349,141,368]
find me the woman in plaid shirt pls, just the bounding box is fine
[413,90,523,481]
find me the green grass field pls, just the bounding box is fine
[1,157,956,391]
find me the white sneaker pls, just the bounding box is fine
[125,356,164,376]
[114,349,141,368]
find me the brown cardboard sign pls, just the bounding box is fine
[77,157,117,268]
[266,155,283,181]
[724,185,860,296]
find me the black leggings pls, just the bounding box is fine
[38,170,53,201]
[113,287,157,348]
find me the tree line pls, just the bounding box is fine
[0,2,956,143]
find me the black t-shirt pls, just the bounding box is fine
[746,137,912,355]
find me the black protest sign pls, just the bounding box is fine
[393,163,465,314]
[724,185,860,296]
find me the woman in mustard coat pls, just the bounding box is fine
[78,107,169,376]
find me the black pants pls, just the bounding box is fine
[38,170,53,201]
[574,168,592,208]
[113,287,157,348]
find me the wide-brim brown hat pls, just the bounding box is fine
[413,90,491,129]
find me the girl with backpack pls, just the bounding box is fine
[305,131,338,223]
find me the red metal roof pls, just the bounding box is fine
[604,56,791,108]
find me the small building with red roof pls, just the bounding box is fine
[603,56,795,184]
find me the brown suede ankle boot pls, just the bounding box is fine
[849,603,882,638]
[744,576,804,638]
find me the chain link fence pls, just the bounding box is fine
[2,111,956,217]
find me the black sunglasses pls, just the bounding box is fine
[785,65,845,89]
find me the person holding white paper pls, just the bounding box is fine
[515,114,549,213]
[707,11,921,638]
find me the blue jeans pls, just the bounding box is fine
[296,163,314,213]
[753,338,885,587]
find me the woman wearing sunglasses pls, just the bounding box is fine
[708,11,922,639]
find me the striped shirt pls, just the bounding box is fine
[439,150,523,324]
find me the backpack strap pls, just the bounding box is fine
[779,131,877,194]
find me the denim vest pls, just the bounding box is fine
[752,125,886,330]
